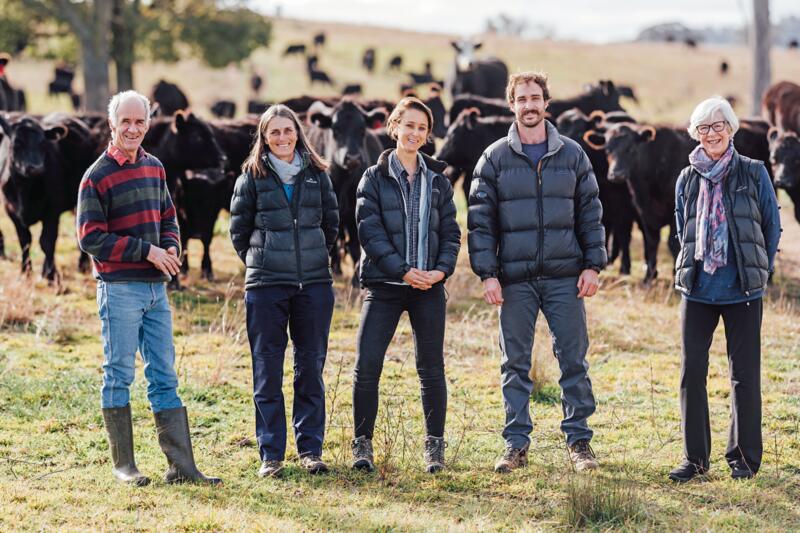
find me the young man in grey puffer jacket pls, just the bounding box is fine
[468,71,607,473]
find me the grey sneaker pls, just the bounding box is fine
[424,436,447,473]
[351,436,375,472]
[495,443,529,473]
[569,439,598,471]
[299,454,329,474]
[258,459,283,478]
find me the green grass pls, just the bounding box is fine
[2,17,800,532]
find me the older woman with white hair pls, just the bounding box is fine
[668,97,781,482]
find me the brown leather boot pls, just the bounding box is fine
[153,406,221,485]
[102,405,150,486]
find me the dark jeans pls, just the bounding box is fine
[498,277,596,448]
[680,297,763,473]
[353,283,447,439]
[245,283,334,461]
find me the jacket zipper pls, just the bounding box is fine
[270,160,306,291]
[536,159,545,277]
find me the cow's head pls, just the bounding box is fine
[556,109,592,144]
[604,123,656,184]
[451,39,482,72]
[436,108,481,167]
[0,115,65,177]
[171,110,227,170]
[769,128,800,190]
[310,100,385,170]
[425,91,448,139]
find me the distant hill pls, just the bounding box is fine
[636,16,800,46]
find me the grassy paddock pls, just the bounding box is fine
[1,17,800,532]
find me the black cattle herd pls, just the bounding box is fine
[1,41,799,288]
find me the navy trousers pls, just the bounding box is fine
[245,283,335,461]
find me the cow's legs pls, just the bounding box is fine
[330,221,345,275]
[641,222,661,284]
[201,234,214,281]
[78,250,91,273]
[345,215,361,287]
[9,213,32,274]
[180,233,190,275]
[39,214,60,282]
[617,215,634,276]
[0,228,5,259]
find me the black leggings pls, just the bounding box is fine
[353,283,447,439]
[680,297,763,472]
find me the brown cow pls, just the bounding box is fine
[762,81,800,131]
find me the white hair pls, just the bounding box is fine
[687,96,739,141]
[108,90,151,127]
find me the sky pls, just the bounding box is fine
[253,0,799,43]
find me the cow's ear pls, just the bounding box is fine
[0,115,10,136]
[768,126,780,143]
[150,102,160,119]
[474,42,483,50]
[172,110,187,133]
[639,125,657,142]
[45,125,68,141]
[583,130,606,151]
[367,107,387,127]
[466,110,479,129]
[450,41,461,52]
[310,111,333,128]
[601,80,616,96]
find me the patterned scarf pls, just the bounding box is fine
[689,141,734,274]
[266,150,302,185]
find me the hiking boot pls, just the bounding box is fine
[494,443,529,473]
[299,455,329,474]
[668,460,707,483]
[102,405,150,486]
[569,439,599,471]
[730,460,755,480]
[153,406,222,485]
[423,436,446,473]
[351,436,375,472]
[258,460,284,478]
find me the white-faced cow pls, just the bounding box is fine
[449,40,509,100]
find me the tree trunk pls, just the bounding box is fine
[112,0,138,92]
[751,0,771,116]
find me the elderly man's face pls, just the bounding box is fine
[696,109,731,160]
[110,97,149,159]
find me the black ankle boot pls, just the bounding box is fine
[153,407,221,485]
[102,405,150,486]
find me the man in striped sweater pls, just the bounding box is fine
[77,90,220,486]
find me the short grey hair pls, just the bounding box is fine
[687,96,739,141]
[108,90,151,127]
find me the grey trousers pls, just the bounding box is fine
[498,277,596,448]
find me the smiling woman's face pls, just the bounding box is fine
[266,116,297,162]
[697,109,732,160]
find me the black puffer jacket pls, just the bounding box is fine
[229,153,339,289]
[356,150,461,287]
[468,120,606,285]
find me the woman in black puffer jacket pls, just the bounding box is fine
[229,104,338,478]
[351,97,461,474]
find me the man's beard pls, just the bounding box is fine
[519,110,544,128]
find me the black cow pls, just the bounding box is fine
[142,111,227,282]
[720,60,729,76]
[283,43,306,56]
[436,110,513,201]
[546,80,626,121]
[307,101,385,282]
[450,40,508,99]
[313,32,326,48]
[247,100,271,115]
[424,87,448,139]
[281,95,339,115]
[601,123,691,282]
[152,80,189,117]
[0,115,78,281]
[309,68,334,86]
[408,61,434,85]
[362,48,376,73]
[388,55,403,71]
[557,108,640,275]
[210,100,236,119]
[342,84,363,96]
[769,129,800,225]
[449,94,513,125]
[250,73,263,94]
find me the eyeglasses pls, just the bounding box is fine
[696,121,728,135]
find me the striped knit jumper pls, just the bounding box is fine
[77,144,181,282]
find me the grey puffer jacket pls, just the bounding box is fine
[229,152,339,290]
[468,120,606,285]
[356,150,461,287]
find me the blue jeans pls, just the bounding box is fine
[245,283,335,461]
[97,281,182,413]
[498,277,596,448]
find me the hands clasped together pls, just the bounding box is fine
[147,246,182,276]
[402,268,446,290]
